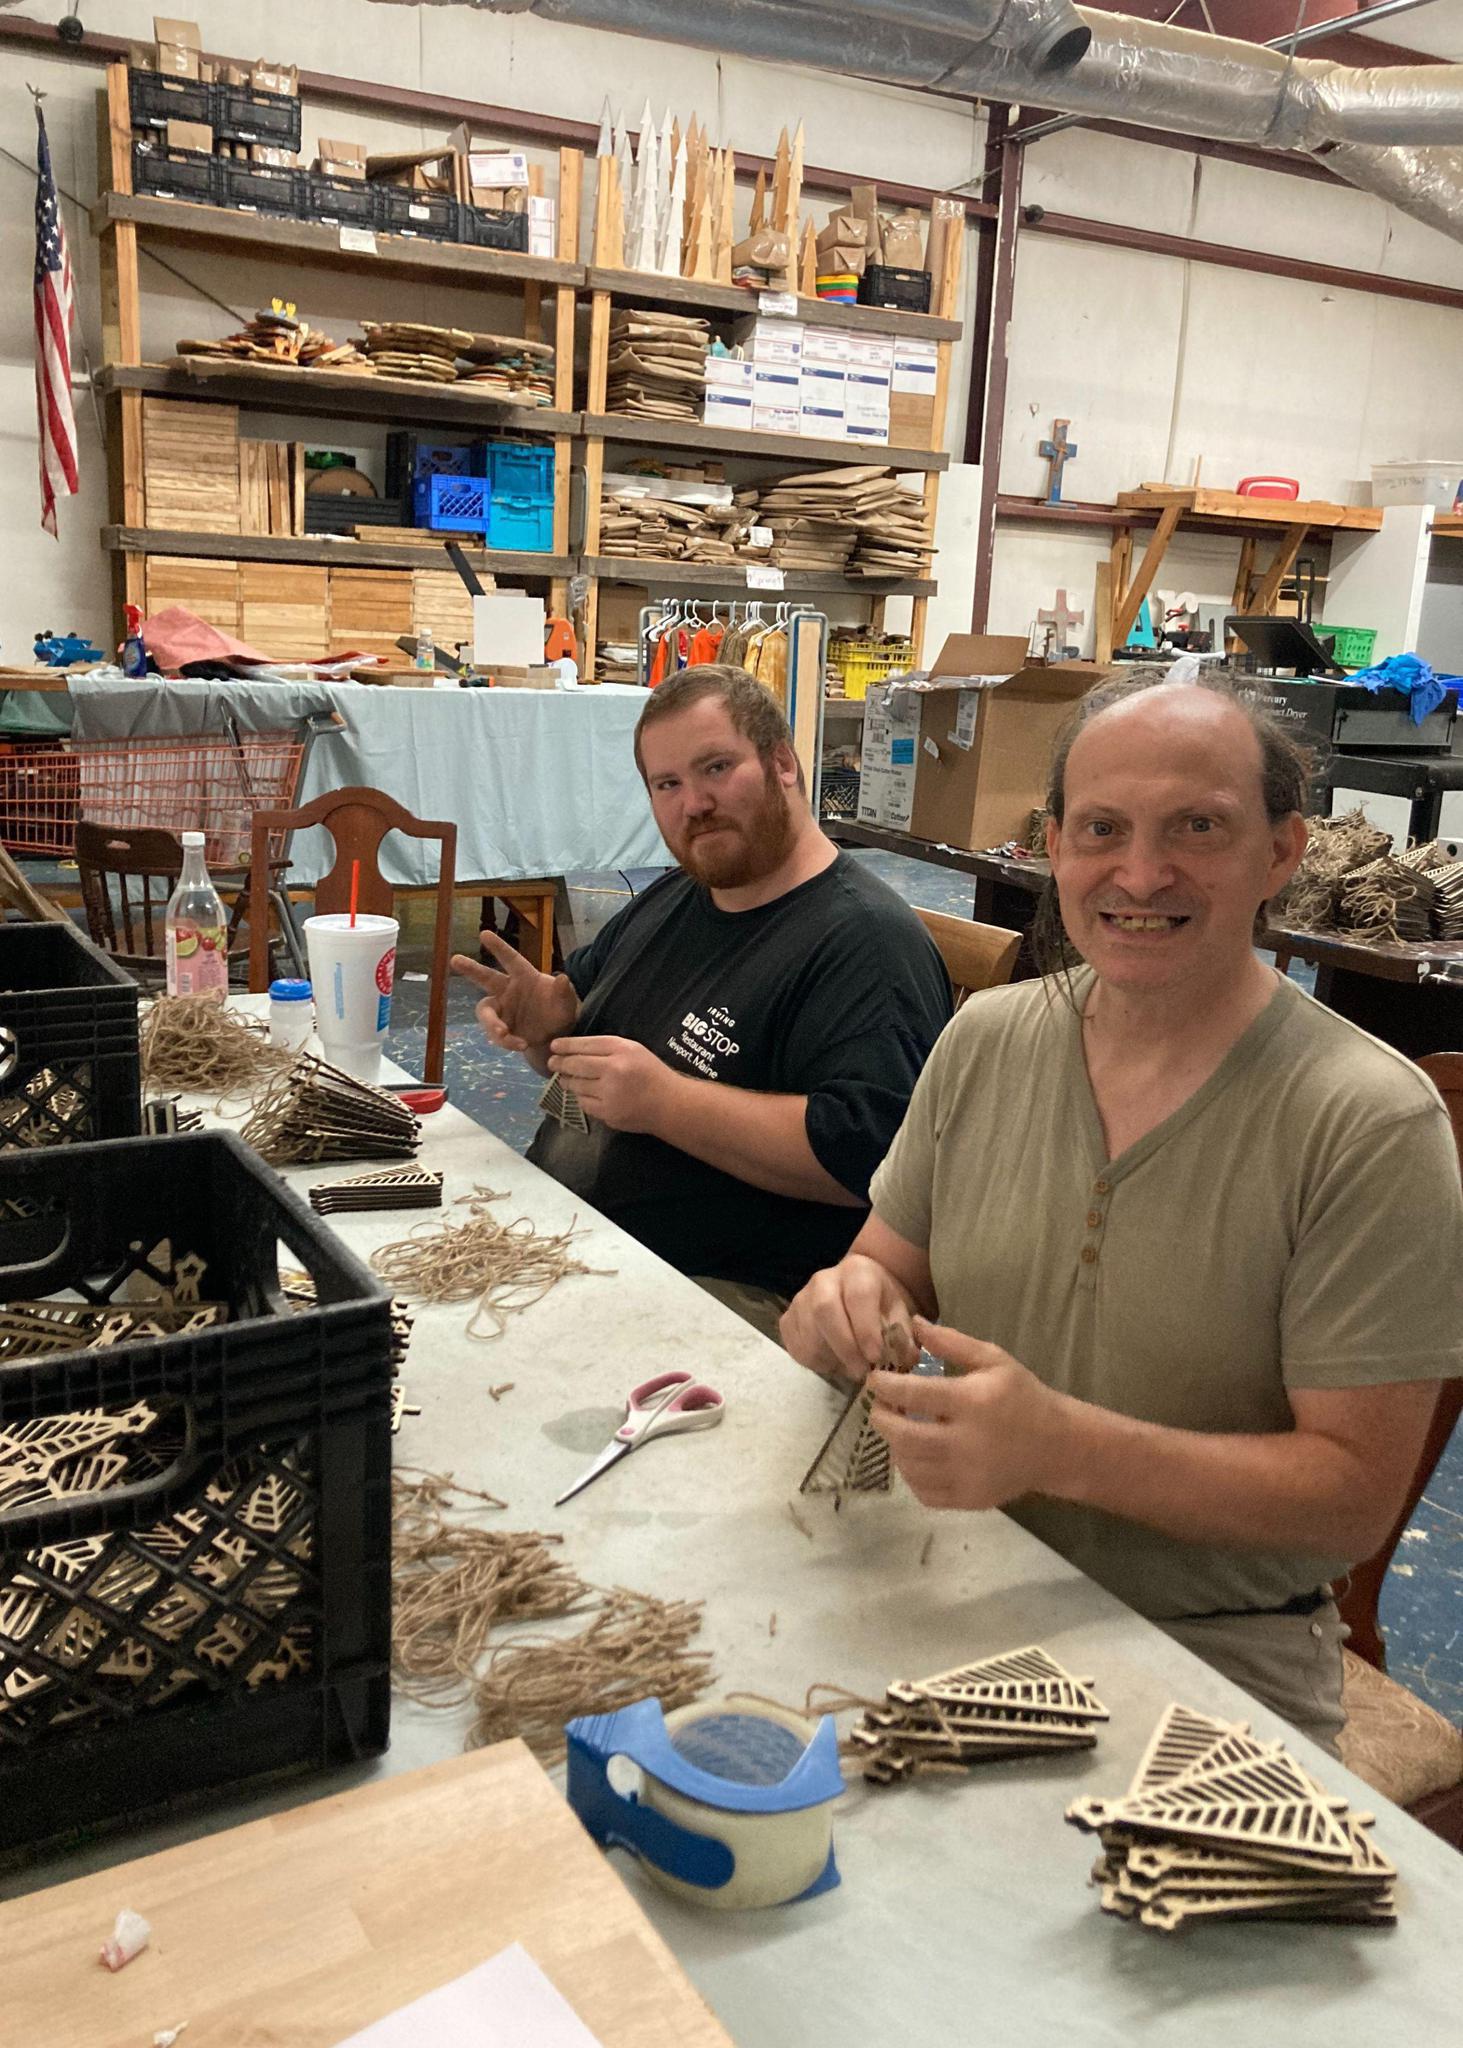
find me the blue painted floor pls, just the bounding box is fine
[387,846,1460,1726]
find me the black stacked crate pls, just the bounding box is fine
[0,1129,394,1861]
[0,922,141,1151]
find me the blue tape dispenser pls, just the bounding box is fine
[566,1694,844,1910]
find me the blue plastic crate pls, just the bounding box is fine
[480,441,556,498]
[486,494,553,552]
[414,474,491,534]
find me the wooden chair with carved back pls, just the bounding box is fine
[247,787,456,1087]
[1333,1050,1463,1847]
[914,908,1022,1006]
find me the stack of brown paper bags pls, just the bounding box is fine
[606,310,709,421]
[852,1645,1109,1785]
[1066,1703,1398,1932]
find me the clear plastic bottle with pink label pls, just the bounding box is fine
[165,830,229,1000]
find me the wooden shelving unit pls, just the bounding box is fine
[582,557,937,598]
[97,363,580,441]
[93,61,584,649]
[102,527,573,578]
[578,238,963,679]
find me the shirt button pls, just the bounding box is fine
[1080,1246,1098,1265]
[1094,1180,1111,1196]
[1086,1210,1102,1229]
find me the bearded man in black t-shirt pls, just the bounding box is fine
[450,664,951,1342]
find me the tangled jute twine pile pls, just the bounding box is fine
[392,1470,714,1762]
[1275,808,1391,936]
[141,996,292,1099]
[372,1186,610,1339]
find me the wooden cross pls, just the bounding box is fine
[1037,588,1085,653]
[1039,418,1078,504]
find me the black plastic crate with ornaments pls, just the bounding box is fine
[0,921,141,1151]
[0,1128,394,1862]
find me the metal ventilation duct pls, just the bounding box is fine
[378,0,1463,244]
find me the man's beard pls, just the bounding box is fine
[675,763,797,889]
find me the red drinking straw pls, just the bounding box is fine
[349,859,360,928]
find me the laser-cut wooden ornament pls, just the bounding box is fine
[537,1073,589,1133]
[799,1322,920,1499]
[1068,1701,1400,1932]
[309,1168,443,1216]
[853,1643,1107,1784]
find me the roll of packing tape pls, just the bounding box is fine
[641,1699,837,1911]
[564,1693,844,1911]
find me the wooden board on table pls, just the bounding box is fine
[0,1740,733,2048]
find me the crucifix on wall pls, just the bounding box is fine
[1039,417,1078,504]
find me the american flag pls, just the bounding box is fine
[34,100,79,539]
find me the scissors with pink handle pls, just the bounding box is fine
[555,1370,725,1506]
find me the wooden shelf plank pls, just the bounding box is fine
[98,362,578,438]
[583,556,936,598]
[1117,485,1382,533]
[1432,511,1463,538]
[94,192,584,290]
[584,412,947,472]
[997,493,1386,536]
[103,526,571,577]
[585,266,961,341]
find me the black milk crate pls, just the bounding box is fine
[212,84,303,151]
[306,171,381,232]
[128,69,213,131]
[0,922,141,1151]
[304,496,409,535]
[463,204,530,255]
[376,187,459,242]
[857,264,933,314]
[0,1129,394,1862]
[219,159,304,219]
[132,141,219,208]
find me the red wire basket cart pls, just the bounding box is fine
[0,726,311,865]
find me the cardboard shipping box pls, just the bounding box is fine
[907,636,1101,851]
[154,17,202,78]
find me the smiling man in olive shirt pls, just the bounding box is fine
[781,673,1463,1749]
[452,665,950,1341]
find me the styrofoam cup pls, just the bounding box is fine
[303,913,398,1085]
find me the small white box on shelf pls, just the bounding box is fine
[705,356,756,391]
[733,316,806,367]
[799,364,847,439]
[704,388,756,431]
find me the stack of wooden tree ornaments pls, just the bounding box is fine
[592,99,791,288]
[851,1646,1109,1784]
[1066,1703,1398,1931]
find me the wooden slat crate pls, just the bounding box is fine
[143,398,241,533]
[240,563,329,659]
[411,568,475,654]
[144,554,242,633]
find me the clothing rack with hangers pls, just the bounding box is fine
[638,600,828,809]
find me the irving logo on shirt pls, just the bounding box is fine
[669,1006,741,1081]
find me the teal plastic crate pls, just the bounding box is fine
[486,494,553,551]
[480,440,555,498]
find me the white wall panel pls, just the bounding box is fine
[1000,237,1185,503]
[1020,129,1197,236]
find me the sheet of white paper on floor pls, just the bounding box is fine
[334,1943,605,2047]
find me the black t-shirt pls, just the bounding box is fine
[526,852,952,1299]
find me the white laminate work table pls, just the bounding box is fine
[2,1045,1460,2048]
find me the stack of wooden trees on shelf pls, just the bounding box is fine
[592,99,803,291]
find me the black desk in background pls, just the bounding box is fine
[832,821,1463,1059]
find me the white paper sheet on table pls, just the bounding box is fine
[334,1941,606,2046]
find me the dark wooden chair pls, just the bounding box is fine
[1333,1050,1463,1847]
[915,908,1022,1007]
[248,786,456,1087]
